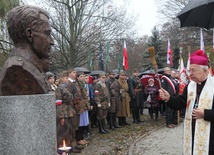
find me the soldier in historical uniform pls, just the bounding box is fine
[67,68,84,153]
[94,74,111,134]
[106,70,122,129]
[55,71,75,148]
[75,71,90,145]
[117,71,131,126]
[128,69,144,123]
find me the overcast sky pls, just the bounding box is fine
[24,0,159,36]
[130,0,158,36]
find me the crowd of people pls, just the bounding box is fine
[47,67,185,154]
[2,4,213,155]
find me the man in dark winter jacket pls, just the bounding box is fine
[161,67,177,128]
[128,69,144,123]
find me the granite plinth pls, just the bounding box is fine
[0,94,56,154]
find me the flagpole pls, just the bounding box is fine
[213,28,214,53]
[200,28,205,53]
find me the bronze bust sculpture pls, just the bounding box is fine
[0,5,54,95]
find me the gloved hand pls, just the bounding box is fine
[108,102,111,107]
[97,103,101,108]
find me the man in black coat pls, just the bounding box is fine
[159,50,214,155]
[161,67,177,128]
[128,69,144,123]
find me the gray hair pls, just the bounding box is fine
[199,65,209,71]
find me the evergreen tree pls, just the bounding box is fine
[143,27,165,71]
[141,49,151,71]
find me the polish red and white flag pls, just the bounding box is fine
[167,38,173,66]
[123,40,128,70]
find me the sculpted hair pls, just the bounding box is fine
[7,5,49,45]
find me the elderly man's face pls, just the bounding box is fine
[31,14,54,59]
[189,64,208,83]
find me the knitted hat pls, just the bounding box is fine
[190,50,208,66]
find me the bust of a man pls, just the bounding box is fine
[0,5,54,95]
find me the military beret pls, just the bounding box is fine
[108,70,116,75]
[45,71,55,79]
[99,73,106,78]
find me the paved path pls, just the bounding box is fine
[129,122,183,155]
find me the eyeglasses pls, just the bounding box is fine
[101,77,106,79]
[187,68,201,73]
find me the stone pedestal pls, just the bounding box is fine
[0,94,56,154]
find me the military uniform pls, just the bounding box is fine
[94,80,110,133]
[67,80,82,131]
[55,83,75,147]
[106,75,122,129]
[75,80,90,143]
[117,72,131,126]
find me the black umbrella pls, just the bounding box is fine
[74,67,91,74]
[90,70,106,76]
[177,0,214,29]
[139,70,155,77]
[157,68,178,74]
